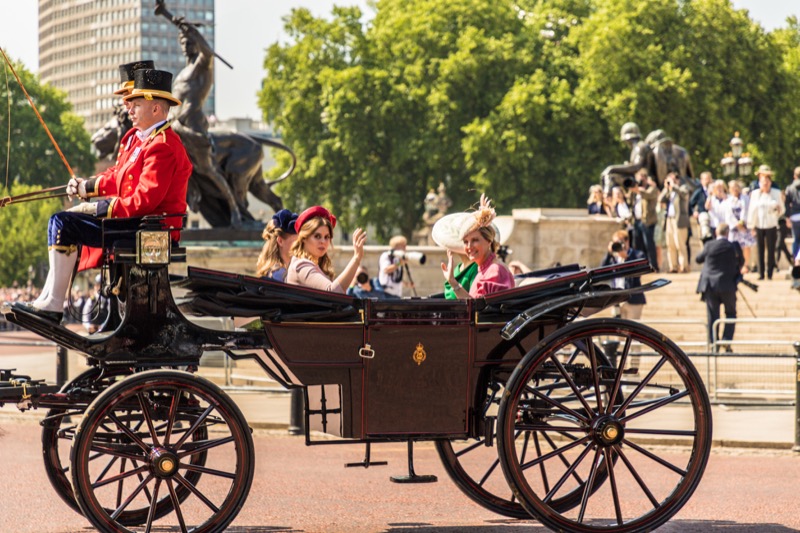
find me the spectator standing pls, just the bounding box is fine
[658,173,691,273]
[747,165,785,280]
[600,230,647,319]
[696,224,744,351]
[629,169,660,270]
[723,179,754,273]
[378,235,410,298]
[690,171,714,242]
[784,166,800,258]
[704,180,728,240]
[587,185,611,216]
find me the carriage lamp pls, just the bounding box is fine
[136,231,171,265]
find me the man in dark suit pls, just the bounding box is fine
[696,223,744,350]
[601,230,647,319]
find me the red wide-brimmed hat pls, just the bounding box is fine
[294,206,337,233]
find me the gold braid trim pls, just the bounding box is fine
[49,244,78,255]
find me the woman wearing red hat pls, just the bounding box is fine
[441,195,514,298]
[286,206,367,292]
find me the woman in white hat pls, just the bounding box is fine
[432,213,479,298]
[439,195,515,298]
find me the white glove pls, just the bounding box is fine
[66,177,87,200]
[67,202,97,215]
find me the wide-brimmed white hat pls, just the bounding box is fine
[432,212,502,254]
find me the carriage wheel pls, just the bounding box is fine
[437,340,622,519]
[70,370,254,533]
[42,367,207,525]
[497,318,711,532]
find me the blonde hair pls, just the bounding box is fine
[587,184,603,205]
[389,235,407,249]
[290,216,335,280]
[256,220,289,277]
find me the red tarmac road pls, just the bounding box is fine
[0,418,799,532]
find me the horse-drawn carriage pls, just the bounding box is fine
[0,216,711,533]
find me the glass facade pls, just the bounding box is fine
[39,0,215,134]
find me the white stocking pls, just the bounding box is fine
[33,249,78,312]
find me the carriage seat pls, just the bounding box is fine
[101,213,187,266]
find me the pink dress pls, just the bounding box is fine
[286,257,344,293]
[469,254,515,297]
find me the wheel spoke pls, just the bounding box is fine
[131,459,153,504]
[616,445,660,508]
[523,386,590,424]
[92,464,149,490]
[109,472,154,520]
[623,438,687,476]
[547,354,596,416]
[577,447,603,523]
[136,392,161,447]
[541,430,586,485]
[621,389,690,423]
[613,356,668,417]
[625,428,697,437]
[532,432,550,494]
[143,478,161,533]
[604,448,624,525]
[164,389,180,446]
[520,435,591,471]
[543,441,593,504]
[115,457,127,509]
[173,403,216,450]
[453,438,485,458]
[88,443,145,462]
[515,423,589,433]
[174,472,220,513]
[167,479,189,533]
[181,462,237,480]
[92,454,119,486]
[108,412,150,452]
[586,337,604,414]
[606,336,632,415]
[177,435,235,458]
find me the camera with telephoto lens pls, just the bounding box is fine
[389,250,426,265]
[356,272,370,285]
[497,245,513,262]
[611,242,623,253]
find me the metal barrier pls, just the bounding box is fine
[711,317,800,354]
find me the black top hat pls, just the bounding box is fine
[123,69,181,106]
[114,60,155,95]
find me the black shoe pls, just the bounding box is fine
[11,302,63,324]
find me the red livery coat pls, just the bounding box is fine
[80,122,192,269]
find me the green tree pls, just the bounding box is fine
[0,59,94,189]
[0,184,60,286]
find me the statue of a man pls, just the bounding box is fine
[163,7,243,226]
[644,129,694,190]
[602,122,652,195]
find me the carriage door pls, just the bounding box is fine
[363,299,472,437]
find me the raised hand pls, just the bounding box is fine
[352,228,367,260]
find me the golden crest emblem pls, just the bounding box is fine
[412,342,427,366]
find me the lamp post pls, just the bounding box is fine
[720,131,753,181]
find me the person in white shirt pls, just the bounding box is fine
[747,165,785,280]
[378,235,409,298]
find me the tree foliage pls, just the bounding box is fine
[259,0,800,240]
[0,59,94,189]
[0,184,60,286]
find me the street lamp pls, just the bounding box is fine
[720,131,753,179]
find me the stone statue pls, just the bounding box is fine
[644,129,695,190]
[90,102,131,161]
[416,182,452,245]
[601,122,652,195]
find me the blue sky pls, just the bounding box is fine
[0,0,796,120]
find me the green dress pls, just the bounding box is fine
[444,261,479,299]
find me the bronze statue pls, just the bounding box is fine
[601,122,652,195]
[90,102,131,160]
[644,129,695,190]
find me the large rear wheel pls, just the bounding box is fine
[497,318,711,532]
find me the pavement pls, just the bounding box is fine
[0,328,798,450]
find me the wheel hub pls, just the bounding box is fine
[591,415,624,446]
[149,448,179,478]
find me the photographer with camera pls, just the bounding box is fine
[347,266,387,299]
[629,168,660,270]
[658,172,691,273]
[696,223,744,351]
[600,230,647,319]
[379,235,414,298]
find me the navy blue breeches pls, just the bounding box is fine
[48,212,142,252]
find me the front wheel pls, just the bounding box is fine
[70,370,254,533]
[497,318,712,532]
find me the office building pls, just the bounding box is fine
[38,0,215,134]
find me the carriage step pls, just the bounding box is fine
[345,443,388,468]
[389,441,437,484]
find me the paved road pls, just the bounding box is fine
[1,417,799,533]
